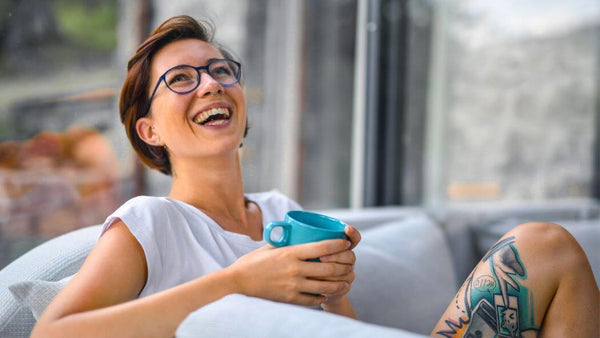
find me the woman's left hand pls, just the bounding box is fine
[318,224,361,304]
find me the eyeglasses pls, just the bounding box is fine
[145,58,242,114]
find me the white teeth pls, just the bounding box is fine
[194,107,230,124]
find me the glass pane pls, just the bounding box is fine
[0,0,131,268]
[426,0,600,204]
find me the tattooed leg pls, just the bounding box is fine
[431,222,599,338]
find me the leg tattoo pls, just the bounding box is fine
[436,236,539,338]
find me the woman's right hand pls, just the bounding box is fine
[227,239,353,306]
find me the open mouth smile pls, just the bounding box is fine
[193,107,232,126]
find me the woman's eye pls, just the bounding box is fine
[213,66,232,76]
[169,73,192,84]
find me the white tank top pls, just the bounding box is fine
[101,190,302,297]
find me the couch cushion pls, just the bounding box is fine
[177,294,427,338]
[0,225,100,337]
[349,214,457,335]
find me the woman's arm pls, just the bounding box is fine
[32,220,240,338]
[33,221,357,337]
[321,296,357,319]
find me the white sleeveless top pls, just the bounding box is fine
[101,190,302,297]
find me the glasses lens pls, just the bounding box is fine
[208,60,240,86]
[164,66,198,93]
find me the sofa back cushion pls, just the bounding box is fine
[349,215,457,335]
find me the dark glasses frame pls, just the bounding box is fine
[145,58,242,115]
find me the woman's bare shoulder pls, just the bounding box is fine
[36,219,147,323]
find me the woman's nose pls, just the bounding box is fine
[196,72,224,97]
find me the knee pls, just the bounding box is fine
[509,221,568,240]
[507,222,588,265]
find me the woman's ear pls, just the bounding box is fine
[136,117,163,146]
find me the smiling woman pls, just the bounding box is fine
[134,38,247,174]
[119,18,247,176]
[30,15,361,338]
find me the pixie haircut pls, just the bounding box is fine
[119,15,246,175]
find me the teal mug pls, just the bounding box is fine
[264,210,348,247]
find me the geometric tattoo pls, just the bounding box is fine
[435,236,539,337]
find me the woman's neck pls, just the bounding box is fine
[168,153,251,230]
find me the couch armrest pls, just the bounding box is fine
[0,225,101,337]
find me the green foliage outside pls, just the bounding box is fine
[53,0,117,51]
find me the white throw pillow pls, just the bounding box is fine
[8,275,73,320]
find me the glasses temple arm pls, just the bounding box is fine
[145,76,164,115]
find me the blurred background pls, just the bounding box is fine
[0,0,598,268]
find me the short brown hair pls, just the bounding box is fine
[119,15,245,175]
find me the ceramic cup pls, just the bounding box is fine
[263,210,348,247]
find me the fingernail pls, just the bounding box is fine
[321,255,330,261]
[345,241,351,247]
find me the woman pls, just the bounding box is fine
[32,15,360,337]
[33,15,598,338]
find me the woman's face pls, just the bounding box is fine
[141,38,246,164]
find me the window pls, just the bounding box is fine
[142,0,600,209]
[0,0,129,268]
[424,0,600,205]
[3,0,597,269]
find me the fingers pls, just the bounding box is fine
[299,260,353,278]
[301,279,349,296]
[345,224,361,250]
[292,293,325,307]
[308,277,353,303]
[320,250,355,265]
[314,271,355,284]
[233,243,356,307]
[323,282,352,300]
[291,238,351,260]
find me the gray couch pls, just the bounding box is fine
[1,202,599,337]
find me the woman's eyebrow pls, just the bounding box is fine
[172,57,221,68]
[205,57,221,63]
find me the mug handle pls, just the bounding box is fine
[264,221,290,247]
